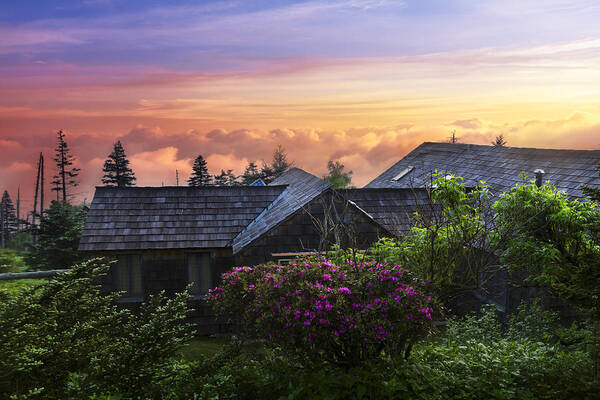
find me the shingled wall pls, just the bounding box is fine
[236,191,387,266]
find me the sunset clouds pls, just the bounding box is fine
[2,0,600,209]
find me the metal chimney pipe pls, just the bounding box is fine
[534,169,545,187]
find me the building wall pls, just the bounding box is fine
[236,192,387,266]
[90,248,235,335]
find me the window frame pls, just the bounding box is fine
[114,254,144,303]
[185,252,213,299]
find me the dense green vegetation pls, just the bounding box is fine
[1,173,599,399]
[0,259,193,399]
[26,201,86,270]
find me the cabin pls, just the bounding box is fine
[79,142,600,329]
[79,168,425,332]
[367,142,600,315]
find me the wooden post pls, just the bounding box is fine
[40,153,44,215]
[33,153,41,226]
[16,185,20,232]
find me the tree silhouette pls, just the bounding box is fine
[492,134,507,147]
[213,169,238,186]
[0,191,17,248]
[51,130,79,202]
[102,140,136,187]
[448,129,459,144]
[188,155,212,186]
[241,162,261,185]
[324,160,353,189]
[261,145,292,184]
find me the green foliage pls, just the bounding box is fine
[0,258,194,399]
[364,174,499,304]
[102,140,136,187]
[324,160,353,189]
[7,230,33,253]
[26,201,86,270]
[209,261,435,366]
[411,304,598,400]
[0,248,25,273]
[582,166,600,202]
[506,299,558,343]
[494,182,600,319]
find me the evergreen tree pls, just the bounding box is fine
[102,140,136,187]
[0,191,17,248]
[51,130,80,202]
[225,169,239,186]
[188,155,212,186]
[492,134,507,147]
[213,170,228,186]
[324,160,353,189]
[261,145,292,184]
[241,162,261,185]
[26,201,86,269]
[213,169,239,186]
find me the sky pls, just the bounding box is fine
[2,0,600,212]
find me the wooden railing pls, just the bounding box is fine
[0,269,69,281]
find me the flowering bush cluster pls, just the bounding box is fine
[209,260,435,365]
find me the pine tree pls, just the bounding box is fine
[102,140,136,187]
[241,162,261,185]
[51,130,80,202]
[225,169,239,186]
[26,201,86,269]
[261,145,292,184]
[0,191,17,248]
[188,155,212,186]
[492,134,507,147]
[213,170,228,186]
[324,160,353,189]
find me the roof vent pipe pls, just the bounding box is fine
[534,169,545,187]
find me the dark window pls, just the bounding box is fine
[187,253,212,296]
[115,254,143,300]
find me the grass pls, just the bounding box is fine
[181,336,266,361]
[181,336,232,361]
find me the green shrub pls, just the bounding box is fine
[0,248,25,273]
[209,260,435,366]
[0,258,194,399]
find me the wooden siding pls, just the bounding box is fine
[236,192,386,266]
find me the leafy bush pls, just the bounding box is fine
[26,201,87,270]
[209,260,435,366]
[0,258,194,399]
[408,304,599,400]
[0,248,25,273]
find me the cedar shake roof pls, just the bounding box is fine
[232,168,332,253]
[366,142,600,198]
[79,185,286,251]
[340,188,433,236]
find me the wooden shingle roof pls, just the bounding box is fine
[232,168,331,253]
[340,188,433,236]
[366,142,600,198]
[79,186,286,251]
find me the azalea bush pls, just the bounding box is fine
[209,260,435,365]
